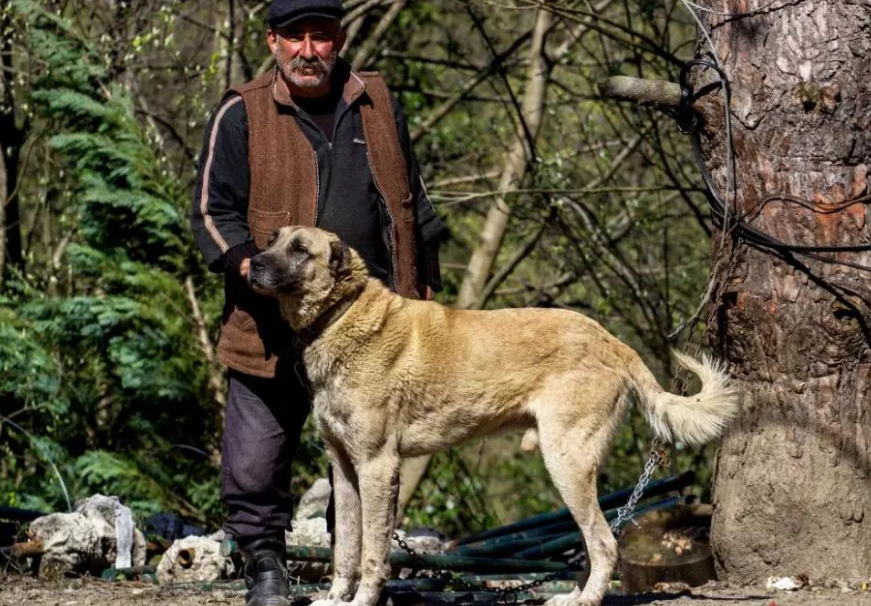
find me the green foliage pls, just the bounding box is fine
[2,0,715,541]
[0,1,227,525]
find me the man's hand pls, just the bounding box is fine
[240,258,251,278]
[421,285,434,301]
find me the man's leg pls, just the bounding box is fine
[222,368,310,606]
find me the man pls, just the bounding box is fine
[190,1,446,604]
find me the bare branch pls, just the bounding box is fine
[598,75,683,108]
[350,0,407,71]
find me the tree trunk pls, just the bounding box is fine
[0,11,23,280]
[455,5,552,310]
[699,0,871,584]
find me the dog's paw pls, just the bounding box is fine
[544,595,601,606]
[344,593,379,606]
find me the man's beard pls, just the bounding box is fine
[279,51,337,90]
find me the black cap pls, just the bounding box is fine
[267,0,345,29]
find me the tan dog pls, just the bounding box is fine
[248,226,738,606]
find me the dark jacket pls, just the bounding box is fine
[191,61,446,378]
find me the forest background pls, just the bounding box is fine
[0,0,717,538]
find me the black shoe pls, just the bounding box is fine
[242,536,290,606]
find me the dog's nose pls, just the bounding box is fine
[250,256,266,271]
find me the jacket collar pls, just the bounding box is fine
[271,58,367,111]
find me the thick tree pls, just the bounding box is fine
[692,0,871,583]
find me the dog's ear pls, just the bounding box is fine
[329,239,351,277]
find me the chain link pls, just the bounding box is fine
[608,439,666,533]
[390,440,668,605]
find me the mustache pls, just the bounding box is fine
[289,55,330,72]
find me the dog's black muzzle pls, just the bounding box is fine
[247,252,300,295]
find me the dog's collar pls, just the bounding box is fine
[292,297,354,349]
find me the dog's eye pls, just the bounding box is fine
[266,231,279,247]
[291,241,309,256]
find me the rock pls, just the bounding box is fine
[392,529,448,555]
[294,478,331,521]
[28,494,146,578]
[29,513,102,579]
[156,536,235,584]
[208,528,227,542]
[77,495,146,569]
[765,575,809,591]
[286,517,331,582]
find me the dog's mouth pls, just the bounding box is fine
[248,270,301,296]
[246,255,288,294]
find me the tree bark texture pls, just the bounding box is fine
[698,0,871,584]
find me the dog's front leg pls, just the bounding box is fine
[312,444,361,606]
[346,448,400,606]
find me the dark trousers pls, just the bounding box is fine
[222,369,311,542]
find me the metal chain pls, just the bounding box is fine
[608,439,666,533]
[391,440,668,605]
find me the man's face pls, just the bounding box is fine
[267,18,345,97]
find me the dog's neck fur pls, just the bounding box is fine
[279,251,369,335]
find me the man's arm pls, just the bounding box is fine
[191,94,259,277]
[391,97,448,296]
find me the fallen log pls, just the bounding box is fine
[617,503,716,593]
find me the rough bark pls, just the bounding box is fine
[697,0,871,584]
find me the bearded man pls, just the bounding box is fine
[190,1,446,604]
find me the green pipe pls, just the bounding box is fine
[450,522,577,556]
[452,492,684,558]
[452,471,694,547]
[283,545,575,572]
[165,571,580,593]
[450,532,567,558]
[512,496,682,560]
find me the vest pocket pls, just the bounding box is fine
[248,208,292,248]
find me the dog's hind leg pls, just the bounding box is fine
[321,443,362,604]
[347,446,401,606]
[536,412,619,606]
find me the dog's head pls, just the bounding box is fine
[248,226,368,330]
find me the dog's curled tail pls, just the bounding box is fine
[632,351,739,446]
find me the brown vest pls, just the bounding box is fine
[217,69,419,378]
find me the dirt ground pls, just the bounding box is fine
[2,575,871,606]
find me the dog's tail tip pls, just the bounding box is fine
[641,351,740,447]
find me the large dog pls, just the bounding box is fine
[248,226,738,606]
